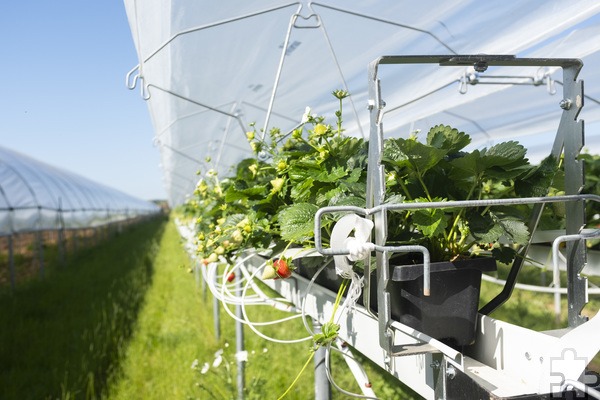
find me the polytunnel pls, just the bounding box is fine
[0,145,160,236]
[123,0,600,206]
[122,2,600,399]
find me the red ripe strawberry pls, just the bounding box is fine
[227,272,235,282]
[273,258,293,279]
[261,257,294,280]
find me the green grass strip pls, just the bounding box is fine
[0,217,420,399]
[0,217,166,399]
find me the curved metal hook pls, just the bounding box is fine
[535,67,557,95]
[125,64,151,100]
[140,77,151,100]
[293,12,321,29]
[126,65,140,90]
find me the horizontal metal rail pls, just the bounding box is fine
[315,194,600,256]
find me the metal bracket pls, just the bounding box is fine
[365,55,587,325]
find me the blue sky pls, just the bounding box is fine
[1,1,165,201]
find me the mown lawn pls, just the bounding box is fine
[106,219,418,400]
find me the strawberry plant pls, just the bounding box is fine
[536,151,600,250]
[381,125,558,263]
[180,89,567,397]
[186,90,561,272]
[578,152,600,249]
[190,90,368,265]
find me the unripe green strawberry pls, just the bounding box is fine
[261,264,277,280]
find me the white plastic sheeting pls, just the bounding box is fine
[0,146,160,235]
[123,1,600,205]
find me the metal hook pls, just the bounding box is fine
[458,70,478,94]
[292,13,321,29]
[546,74,557,95]
[140,77,151,100]
[535,67,557,95]
[125,64,150,100]
[126,64,140,90]
[458,71,468,94]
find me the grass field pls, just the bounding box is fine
[105,219,418,400]
[0,217,418,399]
[1,216,598,399]
[0,217,166,399]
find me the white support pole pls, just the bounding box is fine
[201,263,207,301]
[213,268,221,340]
[235,272,245,400]
[313,320,331,400]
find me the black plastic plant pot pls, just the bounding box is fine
[388,257,497,348]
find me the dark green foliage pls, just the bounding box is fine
[383,125,558,262]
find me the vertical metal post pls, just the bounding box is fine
[36,229,44,278]
[60,230,65,265]
[432,353,447,400]
[37,206,44,278]
[213,267,221,340]
[367,59,394,358]
[561,65,587,327]
[8,208,15,290]
[57,200,66,266]
[73,229,78,254]
[202,267,207,301]
[194,259,201,289]
[235,272,245,400]
[313,320,331,400]
[58,226,65,267]
[554,271,562,324]
[8,233,15,291]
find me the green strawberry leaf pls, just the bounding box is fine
[481,141,527,168]
[492,246,517,264]
[426,124,471,153]
[412,199,448,238]
[278,203,319,242]
[491,212,530,245]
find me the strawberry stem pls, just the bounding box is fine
[276,352,315,400]
[330,278,349,323]
[277,278,349,399]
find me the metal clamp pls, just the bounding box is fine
[552,228,600,325]
[314,205,431,296]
